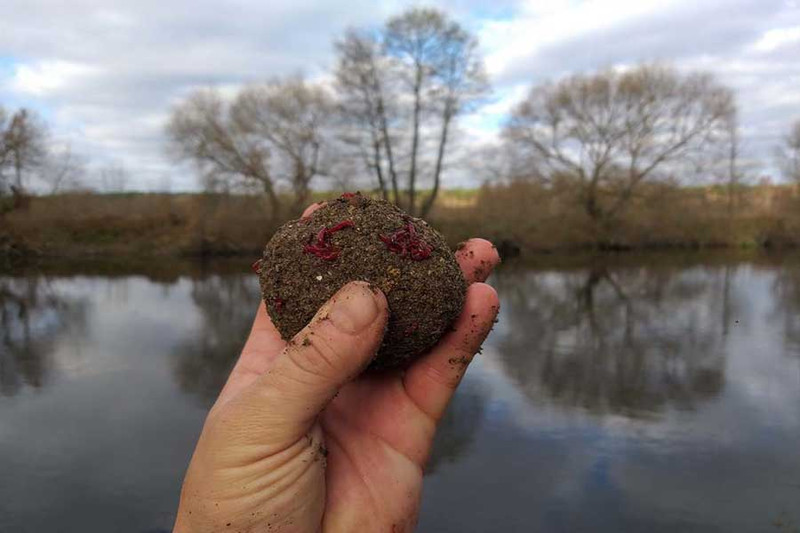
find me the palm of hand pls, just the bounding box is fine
[320,373,439,532]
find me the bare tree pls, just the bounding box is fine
[326,154,361,193]
[98,163,130,193]
[167,78,336,217]
[167,89,279,215]
[724,112,742,215]
[335,8,488,216]
[471,141,542,185]
[703,109,754,217]
[335,30,399,203]
[232,78,336,212]
[0,106,8,194]
[715,110,759,217]
[0,107,47,196]
[504,65,735,238]
[39,145,87,194]
[1,107,86,197]
[778,119,800,183]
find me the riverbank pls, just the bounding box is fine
[1,183,798,259]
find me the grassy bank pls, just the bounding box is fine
[1,183,799,259]
[1,193,278,258]
[434,181,800,253]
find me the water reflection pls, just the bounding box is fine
[0,276,88,396]
[170,275,261,405]
[426,379,487,475]
[772,261,800,359]
[494,264,729,417]
[1,255,798,533]
[168,271,489,471]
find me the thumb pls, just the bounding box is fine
[239,281,388,440]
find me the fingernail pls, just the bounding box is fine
[327,282,381,334]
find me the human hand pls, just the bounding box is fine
[173,206,500,533]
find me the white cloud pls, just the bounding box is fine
[10,61,99,97]
[751,24,800,52]
[483,0,672,79]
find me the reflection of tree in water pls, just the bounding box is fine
[171,275,262,405]
[172,273,489,468]
[426,379,487,475]
[772,263,800,358]
[495,264,730,417]
[0,276,88,396]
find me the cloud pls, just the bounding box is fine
[0,0,413,190]
[10,60,99,96]
[751,24,800,52]
[476,0,800,179]
[0,0,799,190]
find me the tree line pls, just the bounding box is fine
[167,8,487,219]
[3,7,800,227]
[166,7,800,226]
[0,106,133,213]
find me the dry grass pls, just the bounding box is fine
[3,193,280,256]
[429,182,800,252]
[2,184,799,258]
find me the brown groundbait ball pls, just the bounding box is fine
[257,193,467,370]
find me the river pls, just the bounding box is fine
[1,252,799,532]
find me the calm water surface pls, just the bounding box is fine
[1,253,799,532]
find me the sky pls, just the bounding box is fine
[1,0,799,191]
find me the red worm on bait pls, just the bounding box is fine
[304,220,355,260]
[379,221,432,261]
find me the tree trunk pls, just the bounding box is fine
[365,118,388,200]
[584,183,601,222]
[407,65,423,215]
[582,182,612,248]
[262,179,281,223]
[377,98,401,208]
[291,160,311,215]
[372,139,389,201]
[14,157,23,190]
[727,124,738,219]
[421,106,452,217]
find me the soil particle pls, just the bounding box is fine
[448,355,470,367]
[472,259,492,281]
